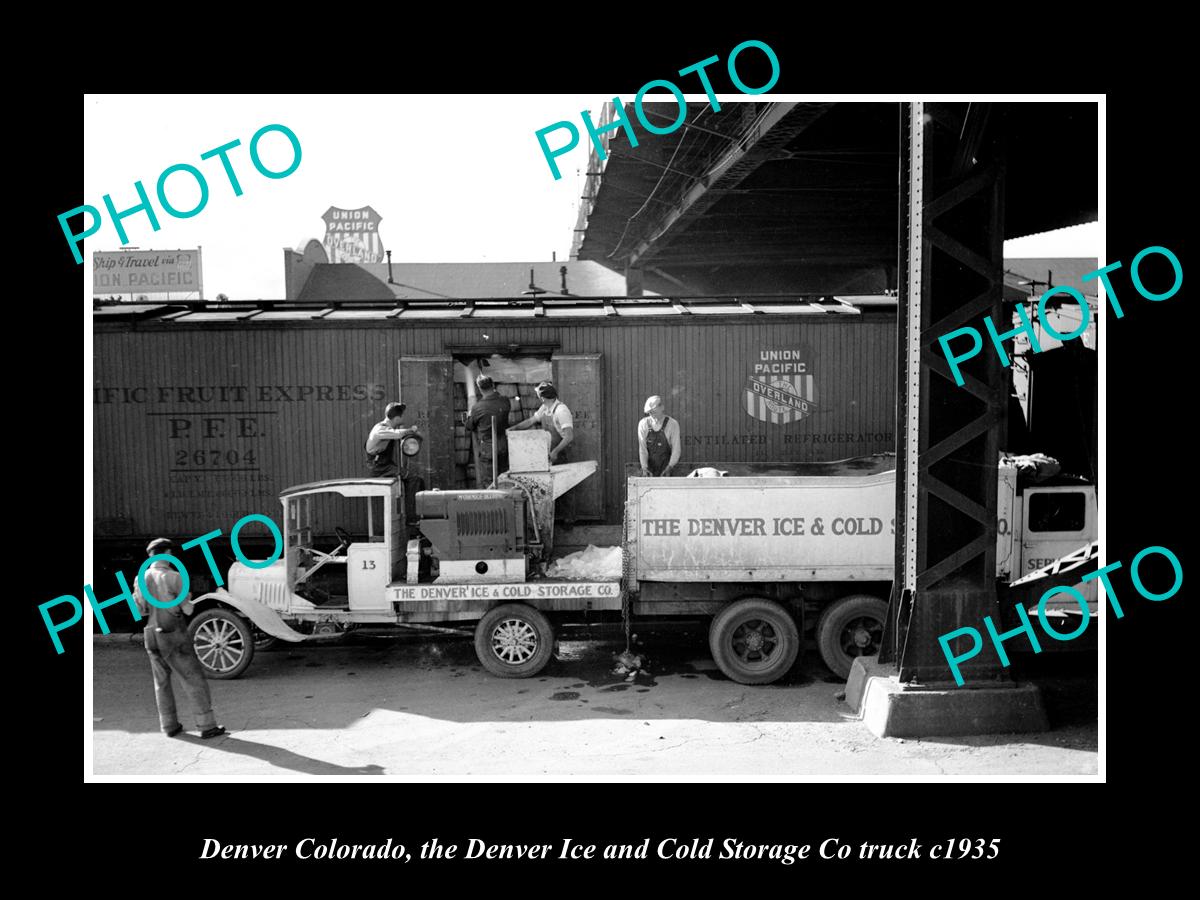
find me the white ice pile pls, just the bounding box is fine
[545,545,623,579]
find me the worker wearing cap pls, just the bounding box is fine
[510,381,575,463]
[366,401,420,477]
[133,538,226,739]
[638,395,681,477]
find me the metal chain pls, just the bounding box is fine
[621,499,633,652]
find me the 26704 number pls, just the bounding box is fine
[174,448,259,467]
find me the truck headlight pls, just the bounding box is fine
[401,435,423,457]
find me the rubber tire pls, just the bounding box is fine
[708,597,801,685]
[474,604,555,678]
[189,608,256,680]
[252,628,279,652]
[816,594,888,680]
[310,623,350,643]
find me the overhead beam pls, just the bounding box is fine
[636,250,896,267]
[626,103,834,268]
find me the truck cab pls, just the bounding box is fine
[186,478,409,679]
[216,478,405,625]
[995,465,1097,580]
[281,478,403,612]
[995,462,1098,635]
[993,460,1099,580]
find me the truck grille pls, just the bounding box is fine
[456,508,507,537]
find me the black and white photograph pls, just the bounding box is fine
[74,89,1120,785]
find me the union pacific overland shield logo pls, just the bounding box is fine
[743,348,817,424]
[322,206,385,264]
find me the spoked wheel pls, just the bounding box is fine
[189,608,255,679]
[708,597,801,685]
[474,604,554,678]
[816,594,888,680]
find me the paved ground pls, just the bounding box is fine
[92,629,1098,778]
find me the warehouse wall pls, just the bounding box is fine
[93,313,896,542]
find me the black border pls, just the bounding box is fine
[30,27,1188,883]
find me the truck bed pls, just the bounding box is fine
[626,470,897,583]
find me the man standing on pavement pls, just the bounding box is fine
[465,374,510,487]
[510,381,574,463]
[637,394,681,477]
[366,402,420,477]
[134,538,226,739]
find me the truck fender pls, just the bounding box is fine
[192,589,308,643]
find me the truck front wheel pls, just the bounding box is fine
[189,608,255,679]
[708,598,801,685]
[817,594,888,680]
[474,604,555,678]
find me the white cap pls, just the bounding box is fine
[644,395,663,414]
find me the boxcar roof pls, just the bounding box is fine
[94,294,898,326]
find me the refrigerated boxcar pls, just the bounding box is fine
[91,295,897,587]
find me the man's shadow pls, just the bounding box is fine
[177,734,384,776]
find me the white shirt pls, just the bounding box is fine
[366,419,413,454]
[133,560,194,616]
[532,400,574,438]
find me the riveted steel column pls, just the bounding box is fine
[884,102,1008,684]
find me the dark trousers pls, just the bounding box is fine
[145,629,217,733]
[551,440,576,523]
[367,442,400,477]
[402,474,425,523]
[369,458,399,477]
[474,440,508,488]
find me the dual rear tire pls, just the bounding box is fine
[708,597,802,685]
[816,594,889,680]
[707,594,888,684]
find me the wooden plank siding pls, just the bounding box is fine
[93,311,897,544]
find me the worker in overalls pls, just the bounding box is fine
[638,395,681,476]
[365,402,420,477]
[133,538,227,739]
[511,381,577,520]
[511,381,575,462]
